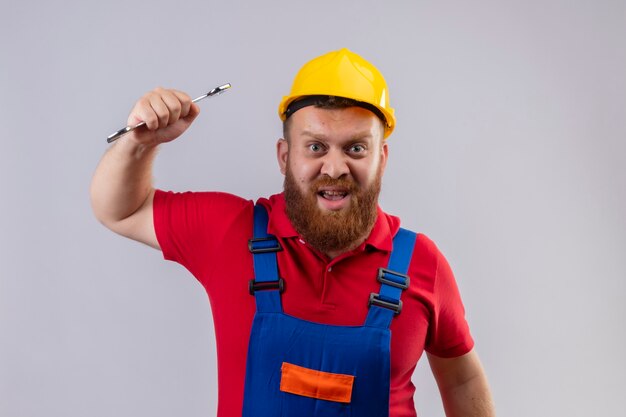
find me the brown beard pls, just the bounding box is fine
[283,166,381,255]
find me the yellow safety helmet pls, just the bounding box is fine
[278,48,396,138]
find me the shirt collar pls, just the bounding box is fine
[258,193,399,253]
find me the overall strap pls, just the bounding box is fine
[365,228,417,329]
[248,204,283,313]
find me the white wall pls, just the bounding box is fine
[1,1,624,416]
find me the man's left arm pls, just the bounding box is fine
[427,348,496,417]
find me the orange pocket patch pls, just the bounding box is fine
[279,362,354,404]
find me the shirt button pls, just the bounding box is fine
[298,239,305,244]
[327,267,332,272]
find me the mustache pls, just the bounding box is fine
[310,176,359,193]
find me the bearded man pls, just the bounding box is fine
[91,49,495,417]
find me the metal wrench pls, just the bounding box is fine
[106,83,231,143]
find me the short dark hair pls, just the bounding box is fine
[282,96,384,141]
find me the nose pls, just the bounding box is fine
[320,149,350,179]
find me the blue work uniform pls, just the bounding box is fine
[242,205,416,417]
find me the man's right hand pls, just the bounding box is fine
[91,87,201,250]
[126,87,200,147]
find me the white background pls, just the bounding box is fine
[1,1,624,416]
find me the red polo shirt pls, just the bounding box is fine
[153,190,473,417]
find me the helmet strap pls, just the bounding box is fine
[284,95,388,128]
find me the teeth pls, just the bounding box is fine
[323,191,346,197]
[321,190,347,200]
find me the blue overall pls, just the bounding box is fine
[242,205,416,417]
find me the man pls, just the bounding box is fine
[91,48,495,417]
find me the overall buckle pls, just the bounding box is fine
[368,293,402,315]
[248,237,282,254]
[249,278,285,295]
[377,268,409,289]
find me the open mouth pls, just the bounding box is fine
[318,190,349,201]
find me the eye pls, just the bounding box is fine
[308,143,323,152]
[348,144,366,154]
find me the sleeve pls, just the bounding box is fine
[152,189,252,280]
[423,239,475,358]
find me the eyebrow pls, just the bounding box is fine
[300,130,327,140]
[300,130,374,142]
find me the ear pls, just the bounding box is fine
[379,141,389,175]
[277,138,289,175]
